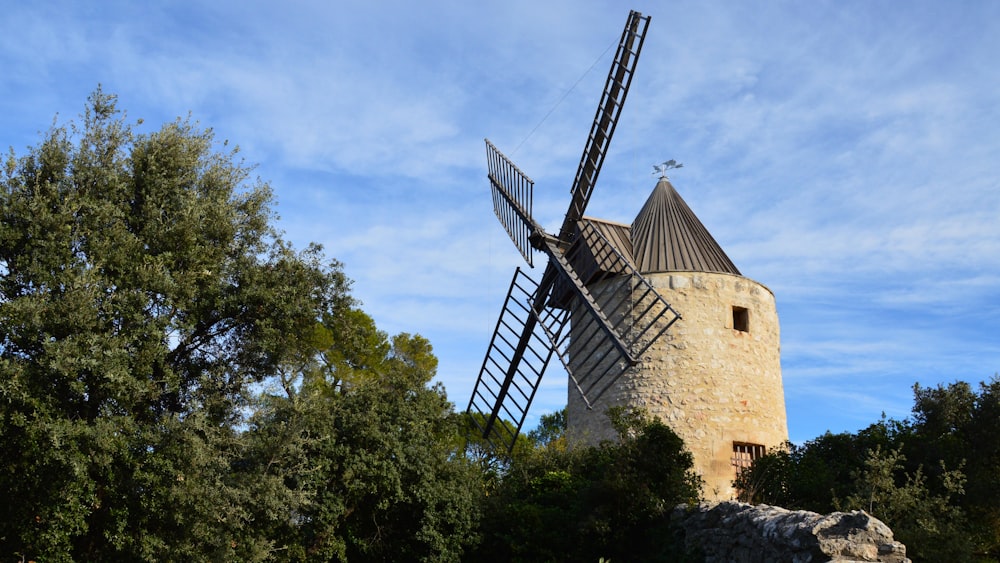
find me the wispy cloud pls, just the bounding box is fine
[2,0,999,442]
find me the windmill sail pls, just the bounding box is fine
[467,219,681,452]
[466,268,560,452]
[560,10,650,241]
[468,10,663,453]
[486,139,536,267]
[548,220,680,406]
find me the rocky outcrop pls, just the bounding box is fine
[672,502,909,562]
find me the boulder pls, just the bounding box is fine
[672,502,909,562]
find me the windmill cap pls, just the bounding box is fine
[631,178,741,275]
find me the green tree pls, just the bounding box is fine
[0,89,350,560]
[965,378,1000,555]
[527,408,567,450]
[474,407,701,562]
[246,310,482,561]
[734,419,904,512]
[459,411,534,494]
[737,378,1000,562]
[907,378,1000,558]
[839,446,971,562]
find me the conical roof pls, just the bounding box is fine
[631,178,740,275]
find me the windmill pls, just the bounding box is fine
[466,10,681,453]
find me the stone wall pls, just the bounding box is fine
[567,272,789,499]
[673,502,910,562]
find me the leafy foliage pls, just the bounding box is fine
[247,323,482,562]
[473,407,702,562]
[527,408,567,450]
[458,410,533,494]
[736,376,1000,562]
[839,446,970,561]
[0,90,480,561]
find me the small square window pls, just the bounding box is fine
[733,306,749,332]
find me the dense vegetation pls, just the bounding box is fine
[472,407,702,562]
[737,378,1000,562]
[0,91,702,562]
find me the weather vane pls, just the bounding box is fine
[652,160,683,179]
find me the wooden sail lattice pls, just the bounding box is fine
[467,268,558,452]
[467,10,669,454]
[487,139,535,267]
[549,220,680,407]
[560,10,650,241]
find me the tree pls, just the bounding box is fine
[737,378,1000,562]
[734,419,904,513]
[839,446,971,562]
[474,407,702,562]
[246,314,482,562]
[907,378,1000,558]
[459,411,534,494]
[527,408,567,450]
[0,89,350,560]
[965,378,1000,554]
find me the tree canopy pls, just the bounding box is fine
[736,376,1000,562]
[0,89,480,561]
[473,407,703,562]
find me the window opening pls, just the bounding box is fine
[731,442,766,474]
[733,441,767,501]
[732,306,749,332]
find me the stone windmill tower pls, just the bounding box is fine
[565,167,788,500]
[466,10,788,500]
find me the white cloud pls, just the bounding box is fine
[3,0,1000,442]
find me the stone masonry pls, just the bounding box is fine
[567,271,788,500]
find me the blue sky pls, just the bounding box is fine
[3,0,999,443]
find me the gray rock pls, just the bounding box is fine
[672,502,910,562]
